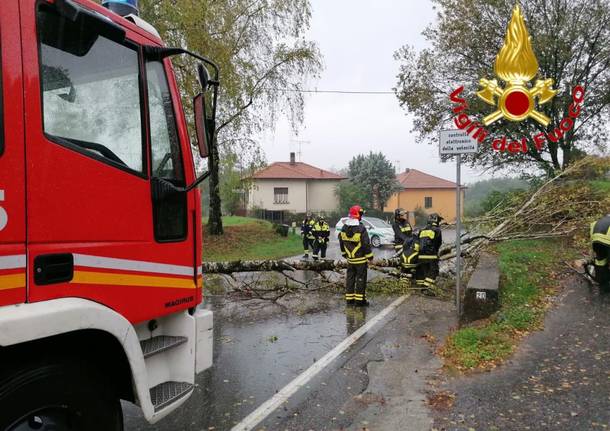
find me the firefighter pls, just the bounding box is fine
[312,215,330,260]
[591,214,610,293]
[339,205,374,306]
[416,213,443,291]
[301,212,315,258]
[392,208,413,253]
[401,232,420,280]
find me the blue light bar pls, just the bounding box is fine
[102,0,139,17]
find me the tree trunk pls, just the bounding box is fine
[207,136,224,235]
[202,258,401,274]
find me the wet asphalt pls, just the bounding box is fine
[123,293,402,430]
[433,277,610,431]
[123,228,460,431]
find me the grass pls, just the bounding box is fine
[590,179,610,194]
[203,216,303,262]
[443,238,577,371]
[218,216,262,227]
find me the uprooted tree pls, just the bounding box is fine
[202,157,610,299]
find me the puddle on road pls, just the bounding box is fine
[123,291,397,431]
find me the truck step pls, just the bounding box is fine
[150,381,194,412]
[140,336,187,359]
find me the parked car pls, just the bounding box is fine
[335,216,394,248]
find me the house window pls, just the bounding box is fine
[274,187,289,204]
[424,196,433,209]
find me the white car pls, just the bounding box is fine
[335,216,395,248]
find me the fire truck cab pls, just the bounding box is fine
[0,0,217,429]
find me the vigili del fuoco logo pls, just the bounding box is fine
[448,3,585,154]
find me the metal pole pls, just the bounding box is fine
[455,154,462,316]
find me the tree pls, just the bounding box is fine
[335,181,369,214]
[395,0,610,176]
[220,150,265,215]
[346,152,402,211]
[138,0,322,234]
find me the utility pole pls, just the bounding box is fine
[439,129,477,317]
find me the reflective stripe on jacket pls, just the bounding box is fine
[418,222,442,259]
[339,223,373,264]
[392,220,413,247]
[591,216,610,246]
[401,239,419,268]
[312,221,330,242]
[301,218,316,239]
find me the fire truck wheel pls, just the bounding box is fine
[0,358,123,431]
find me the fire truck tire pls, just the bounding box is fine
[0,358,123,431]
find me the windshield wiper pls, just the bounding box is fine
[50,134,128,167]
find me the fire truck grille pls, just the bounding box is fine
[150,381,194,412]
[140,335,188,358]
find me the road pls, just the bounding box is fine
[123,227,459,431]
[123,292,456,430]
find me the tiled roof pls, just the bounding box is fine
[396,169,458,189]
[252,162,347,180]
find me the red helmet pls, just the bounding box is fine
[349,205,364,220]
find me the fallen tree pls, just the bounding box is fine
[202,257,398,274]
[203,157,609,299]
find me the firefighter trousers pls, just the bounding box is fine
[593,243,609,292]
[416,258,439,289]
[313,240,327,259]
[303,237,314,254]
[346,263,367,303]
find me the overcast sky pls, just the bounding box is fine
[260,0,487,185]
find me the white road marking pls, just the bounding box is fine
[231,295,409,431]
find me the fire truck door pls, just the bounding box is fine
[0,1,26,307]
[20,1,198,323]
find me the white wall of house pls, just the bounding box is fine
[248,179,342,213]
[307,180,341,213]
[249,180,308,212]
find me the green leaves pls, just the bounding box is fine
[340,152,402,212]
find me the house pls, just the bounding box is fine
[247,153,347,213]
[384,168,465,222]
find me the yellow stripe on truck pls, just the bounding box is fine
[0,273,26,290]
[72,271,197,289]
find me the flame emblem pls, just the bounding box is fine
[477,4,557,126]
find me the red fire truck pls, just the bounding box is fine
[0,0,218,429]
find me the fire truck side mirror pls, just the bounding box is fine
[193,93,209,159]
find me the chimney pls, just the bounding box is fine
[404,168,410,173]
[290,152,296,165]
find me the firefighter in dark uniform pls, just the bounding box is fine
[416,213,443,290]
[401,232,420,280]
[301,212,315,258]
[339,205,374,306]
[392,208,413,254]
[591,214,610,293]
[312,215,330,260]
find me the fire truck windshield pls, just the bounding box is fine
[38,6,144,174]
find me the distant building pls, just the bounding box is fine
[384,168,465,222]
[247,153,346,213]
